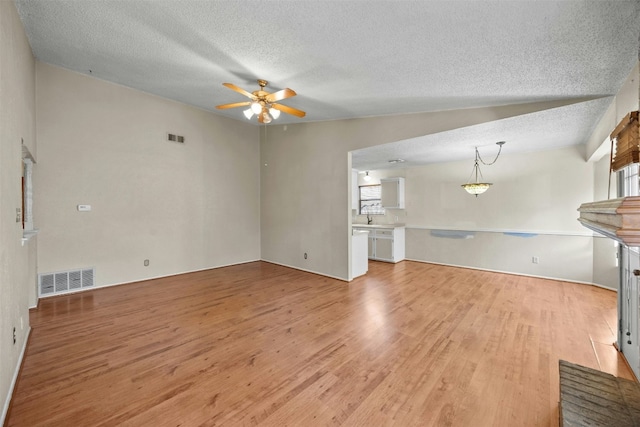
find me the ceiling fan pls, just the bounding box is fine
[216,79,306,124]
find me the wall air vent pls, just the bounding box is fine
[167,133,185,143]
[38,267,95,297]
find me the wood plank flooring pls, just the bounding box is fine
[5,261,634,426]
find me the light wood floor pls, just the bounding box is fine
[6,261,634,426]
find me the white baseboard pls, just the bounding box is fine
[36,258,349,301]
[37,259,262,299]
[2,326,31,425]
[404,258,617,291]
[260,259,348,282]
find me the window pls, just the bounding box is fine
[359,184,385,215]
[618,163,639,197]
[618,163,639,259]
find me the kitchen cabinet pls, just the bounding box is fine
[351,229,369,278]
[374,230,394,260]
[354,226,405,263]
[381,177,405,209]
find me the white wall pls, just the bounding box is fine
[35,63,261,288]
[0,0,37,421]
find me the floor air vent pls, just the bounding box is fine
[39,268,95,296]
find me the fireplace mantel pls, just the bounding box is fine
[578,196,640,246]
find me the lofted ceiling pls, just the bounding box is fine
[14,0,640,168]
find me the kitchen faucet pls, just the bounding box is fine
[367,214,373,224]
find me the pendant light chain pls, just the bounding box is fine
[466,148,486,184]
[477,142,504,166]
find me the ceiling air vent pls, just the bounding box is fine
[167,133,185,143]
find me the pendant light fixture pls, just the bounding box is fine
[461,141,505,197]
[363,171,372,182]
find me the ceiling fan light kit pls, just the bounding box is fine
[216,79,306,124]
[461,141,505,197]
[250,102,263,115]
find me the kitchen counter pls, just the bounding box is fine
[352,224,406,229]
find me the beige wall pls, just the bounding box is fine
[0,0,37,420]
[261,98,596,280]
[347,63,639,288]
[260,122,351,279]
[587,61,640,290]
[35,63,261,288]
[405,146,592,232]
[592,156,619,290]
[406,230,595,283]
[353,148,619,287]
[2,9,634,419]
[402,146,597,284]
[585,62,638,161]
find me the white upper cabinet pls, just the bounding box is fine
[381,177,405,209]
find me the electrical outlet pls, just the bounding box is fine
[304,253,308,260]
[13,327,16,345]
[532,256,539,264]
[144,259,149,266]
[15,208,21,223]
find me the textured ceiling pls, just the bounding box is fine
[352,96,614,169]
[14,0,640,167]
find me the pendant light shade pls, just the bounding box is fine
[251,102,263,114]
[261,110,272,124]
[461,182,492,195]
